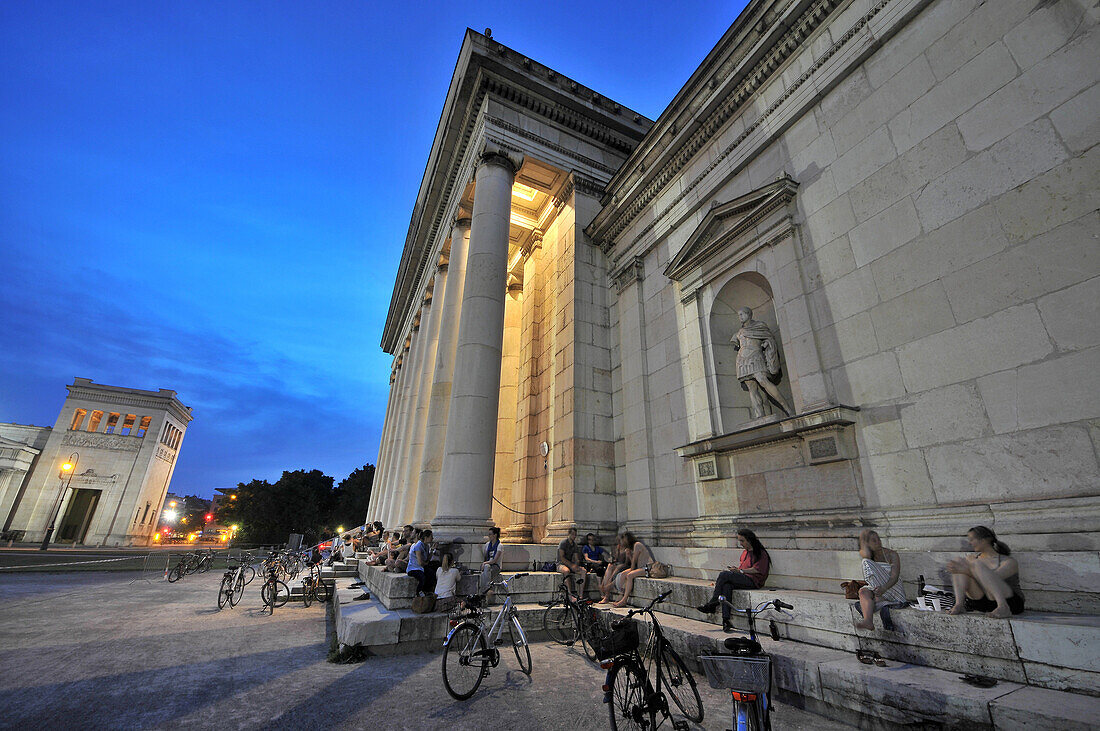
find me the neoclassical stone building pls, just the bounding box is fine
[369,0,1099,608]
[0,378,192,546]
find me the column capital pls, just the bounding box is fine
[476,140,523,177]
[453,215,472,230]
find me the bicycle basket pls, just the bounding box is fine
[594,619,640,660]
[698,654,771,693]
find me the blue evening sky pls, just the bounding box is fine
[0,1,747,497]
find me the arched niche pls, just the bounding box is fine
[709,272,794,433]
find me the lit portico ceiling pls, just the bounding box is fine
[380,29,654,354]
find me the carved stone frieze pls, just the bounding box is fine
[155,445,176,464]
[61,431,141,452]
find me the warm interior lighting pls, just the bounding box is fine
[511,182,539,201]
[509,210,539,230]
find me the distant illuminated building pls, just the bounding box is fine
[0,378,192,546]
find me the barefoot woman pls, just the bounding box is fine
[947,526,1024,618]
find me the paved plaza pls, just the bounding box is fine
[0,571,852,730]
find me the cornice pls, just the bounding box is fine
[67,386,193,424]
[591,0,868,246]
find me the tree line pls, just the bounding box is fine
[215,464,374,546]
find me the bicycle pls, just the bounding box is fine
[300,563,331,608]
[598,590,703,730]
[543,577,611,661]
[167,551,199,582]
[441,572,532,700]
[697,597,794,731]
[260,562,289,614]
[217,561,248,609]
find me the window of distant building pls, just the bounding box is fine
[87,410,104,432]
[120,414,136,436]
[69,409,87,431]
[105,413,120,434]
[136,416,151,438]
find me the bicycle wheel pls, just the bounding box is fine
[542,601,578,645]
[442,622,489,700]
[243,565,256,585]
[230,572,245,607]
[197,557,211,573]
[580,605,605,661]
[315,579,331,604]
[659,643,704,723]
[608,659,655,731]
[261,580,290,608]
[217,575,232,609]
[166,564,181,583]
[734,699,765,731]
[302,580,313,608]
[509,616,532,675]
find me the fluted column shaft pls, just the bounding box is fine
[432,148,520,541]
[382,326,422,528]
[414,218,471,523]
[399,269,447,526]
[366,368,400,522]
[375,350,408,525]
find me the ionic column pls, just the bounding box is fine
[376,349,409,526]
[491,281,522,529]
[383,323,422,528]
[365,365,400,522]
[432,145,522,542]
[399,270,447,527]
[414,216,471,524]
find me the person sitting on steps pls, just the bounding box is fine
[597,534,629,605]
[947,525,1025,618]
[697,528,770,631]
[481,526,505,593]
[852,529,906,630]
[611,531,655,608]
[557,526,587,600]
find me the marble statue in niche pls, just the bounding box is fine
[732,306,791,420]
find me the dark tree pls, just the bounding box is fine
[331,464,375,532]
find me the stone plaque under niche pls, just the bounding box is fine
[678,405,862,521]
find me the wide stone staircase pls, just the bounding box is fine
[328,547,1099,729]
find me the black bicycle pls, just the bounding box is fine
[300,563,330,608]
[542,578,611,661]
[260,563,289,613]
[598,590,703,730]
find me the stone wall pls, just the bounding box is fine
[595,0,1099,552]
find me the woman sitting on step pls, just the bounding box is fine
[697,528,771,632]
[852,529,907,630]
[611,532,656,608]
[947,526,1025,618]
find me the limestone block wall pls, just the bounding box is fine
[598,0,1099,555]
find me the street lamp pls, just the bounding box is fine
[40,451,79,551]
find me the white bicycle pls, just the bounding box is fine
[441,572,532,700]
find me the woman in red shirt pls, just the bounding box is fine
[696,528,770,631]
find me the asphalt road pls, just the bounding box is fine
[0,571,853,730]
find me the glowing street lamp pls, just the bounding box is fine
[41,452,79,551]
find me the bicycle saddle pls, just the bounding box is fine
[724,637,762,655]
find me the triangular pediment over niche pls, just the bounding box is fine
[664,176,798,282]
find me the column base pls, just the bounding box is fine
[429,515,495,546]
[502,523,533,542]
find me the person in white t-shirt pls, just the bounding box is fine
[435,552,461,612]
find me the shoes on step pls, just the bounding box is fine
[722,618,733,633]
[697,601,718,614]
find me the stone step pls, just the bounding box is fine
[603,604,1100,729]
[626,576,1100,697]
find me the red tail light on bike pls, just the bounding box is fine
[731,691,757,702]
[599,661,614,669]
[601,684,611,692]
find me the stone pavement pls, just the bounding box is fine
[0,571,852,730]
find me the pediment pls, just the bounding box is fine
[0,434,40,453]
[664,176,798,282]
